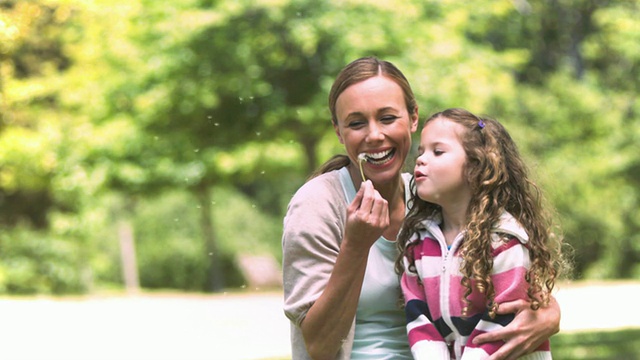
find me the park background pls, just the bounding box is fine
[0,0,639,359]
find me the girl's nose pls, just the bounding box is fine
[416,153,427,166]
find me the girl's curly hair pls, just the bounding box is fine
[395,108,570,317]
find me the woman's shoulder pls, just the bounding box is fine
[286,169,348,216]
[283,169,348,243]
[293,170,343,200]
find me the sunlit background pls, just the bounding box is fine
[0,0,639,359]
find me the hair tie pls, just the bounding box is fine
[477,120,485,129]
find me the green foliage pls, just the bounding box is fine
[551,328,640,360]
[0,226,87,294]
[211,185,284,259]
[120,187,282,291]
[0,0,639,294]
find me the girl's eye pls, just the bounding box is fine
[434,149,444,156]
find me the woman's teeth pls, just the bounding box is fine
[364,149,394,165]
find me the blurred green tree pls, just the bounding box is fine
[0,0,638,294]
[458,0,640,278]
[0,0,94,293]
[95,0,430,291]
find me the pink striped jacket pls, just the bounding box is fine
[400,212,551,360]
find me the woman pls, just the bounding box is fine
[282,57,560,360]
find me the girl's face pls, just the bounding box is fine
[414,117,470,208]
[333,75,418,185]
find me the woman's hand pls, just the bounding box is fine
[472,296,561,360]
[344,180,389,249]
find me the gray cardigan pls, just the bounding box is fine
[282,168,411,359]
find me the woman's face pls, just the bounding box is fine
[333,75,418,184]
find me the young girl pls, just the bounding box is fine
[396,108,568,359]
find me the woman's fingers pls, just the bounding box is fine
[494,299,529,315]
[352,181,386,218]
[473,300,529,346]
[346,180,389,245]
[474,298,559,360]
[357,180,374,213]
[486,339,527,360]
[348,180,367,213]
[369,189,389,227]
[360,181,388,224]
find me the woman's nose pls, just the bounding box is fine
[366,122,384,142]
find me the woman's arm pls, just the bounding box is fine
[472,296,560,360]
[298,180,389,359]
[300,239,370,359]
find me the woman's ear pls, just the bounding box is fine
[334,123,344,144]
[410,106,419,133]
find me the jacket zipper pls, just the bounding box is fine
[437,228,465,359]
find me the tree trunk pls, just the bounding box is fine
[118,197,140,294]
[118,218,140,294]
[302,135,319,175]
[196,183,225,292]
[0,61,4,128]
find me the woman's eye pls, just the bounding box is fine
[347,120,365,128]
[381,115,399,122]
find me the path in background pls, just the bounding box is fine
[554,281,640,332]
[0,292,289,360]
[0,281,638,360]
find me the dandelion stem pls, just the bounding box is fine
[358,153,367,182]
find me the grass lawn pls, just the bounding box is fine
[261,328,640,360]
[551,327,640,360]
